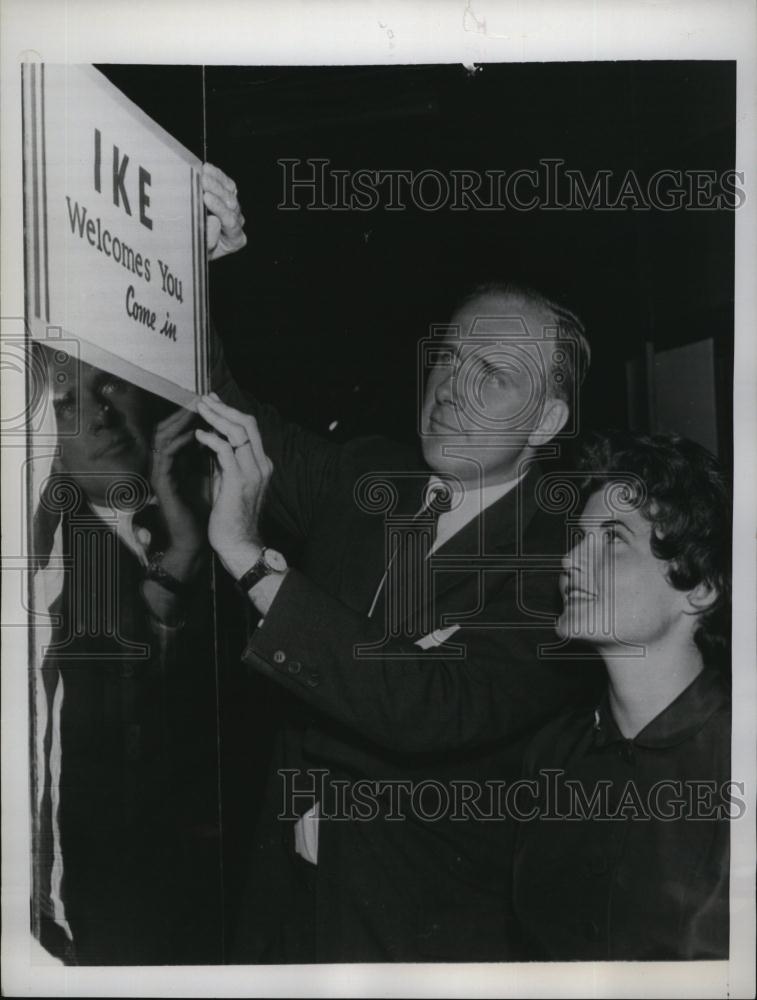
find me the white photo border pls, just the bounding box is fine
[2,1,755,997]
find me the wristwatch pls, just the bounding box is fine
[237,547,288,594]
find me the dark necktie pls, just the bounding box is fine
[368,483,453,636]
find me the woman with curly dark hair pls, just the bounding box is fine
[512,430,732,961]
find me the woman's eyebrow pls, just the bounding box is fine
[599,517,635,534]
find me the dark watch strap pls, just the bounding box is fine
[145,554,190,598]
[237,551,269,594]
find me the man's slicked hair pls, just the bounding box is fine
[457,280,591,409]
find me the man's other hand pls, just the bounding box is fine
[203,163,247,261]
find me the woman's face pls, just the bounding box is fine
[557,487,689,653]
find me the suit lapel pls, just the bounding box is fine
[406,463,543,634]
[338,460,546,636]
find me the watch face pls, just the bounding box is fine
[263,548,287,572]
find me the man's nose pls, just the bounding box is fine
[435,369,456,405]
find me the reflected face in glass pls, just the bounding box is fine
[51,355,152,504]
[556,488,689,652]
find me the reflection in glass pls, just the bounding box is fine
[29,343,224,964]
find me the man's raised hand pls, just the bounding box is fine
[203,163,247,261]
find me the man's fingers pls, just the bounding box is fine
[199,394,250,427]
[202,164,246,260]
[241,417,270,475]
[195,428,238,473]
[197,399,248,446]
[207,216,222,251]
[203,190,243,229]
[200,396,269,472]
[200,394,252,425]
[202,172,236,205]
[202,162,237,196]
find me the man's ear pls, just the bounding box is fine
[684,580,719,615]
[528,396,569,447]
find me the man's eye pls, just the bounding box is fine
[602,528,622,544]
[429,349,455,368]
[101,378,123,396]
[483,369,507,387]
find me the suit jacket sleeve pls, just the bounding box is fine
[241,567,598,755]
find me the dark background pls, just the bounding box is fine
[99,61,735,462]
[87,62,736,959]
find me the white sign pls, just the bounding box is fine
[22,63,207,406]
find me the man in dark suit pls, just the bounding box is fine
[199,279,603,962]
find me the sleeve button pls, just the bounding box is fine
[287,660,302,675]
[306,671,321,687]
[273,650,286,664]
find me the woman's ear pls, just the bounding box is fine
[685,580,719,615]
